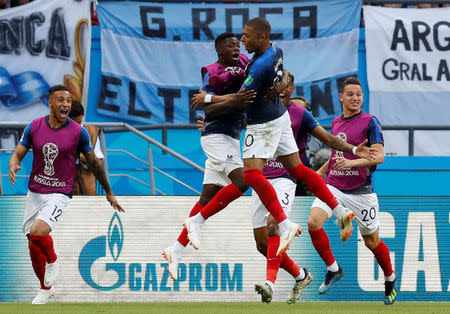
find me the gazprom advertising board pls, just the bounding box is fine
[0,196,448,302]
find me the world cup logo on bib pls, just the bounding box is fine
[336,132,347,158]
[43,143,59,176]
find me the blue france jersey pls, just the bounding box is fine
[367,117,384,146]
[242,44,286,125]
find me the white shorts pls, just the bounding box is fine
[243,111,298,160]
[251,177,297,229]
[311,184,380,235]
[23,191,71,234]
[201,133,243,187]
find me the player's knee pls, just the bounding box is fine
[198,194,214,205]
[267,217,279,236]
[307,216,321,230]
[364,236,380,250]
[256,242,267,256]
[234,181,249,193]
[243,169,261,185]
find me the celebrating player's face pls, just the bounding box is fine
[241,25,261,54]
[339,84,363,114]
[49,90,72,123]
[219,37,241,66]
[280,78,294,106]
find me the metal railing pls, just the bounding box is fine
[2,122,450,195]
[0,122,204,196]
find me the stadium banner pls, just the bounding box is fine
[0,0,91,124]
[0,195,449,303]
[91,0,360,124]
[364,6,450,127]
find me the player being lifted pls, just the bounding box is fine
[185,17,376,260]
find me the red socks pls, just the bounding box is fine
[199,184,243,220]
[243,169,287,223]
[309,228,336,266]
[177,202,204,247]
[29,235,57,264]
[371,240,394,277]
[28,243,50,290]
[280,253,300,278]
[288,164,339,209]
[266,236,282,284]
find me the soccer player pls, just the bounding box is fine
[309,77,397,305]
[8,85,123,304]
[185,18,376,261]
[162,32,255,280]
[252,71,378,303]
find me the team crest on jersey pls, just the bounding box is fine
[43,143,59,176]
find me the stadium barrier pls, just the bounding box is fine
[0,195,448,303]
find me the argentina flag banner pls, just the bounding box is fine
[94,0,360,124]
[0,0,91,122]
[364,6,450,126]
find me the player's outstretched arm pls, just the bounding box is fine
[354,139,378,159]
[333,143,384,170]
[316,159,330,177]
[312,126,377,160]
[204,89,256,118]
[191,90,236,110]
[8,144,28,185]
[84,150,124,212]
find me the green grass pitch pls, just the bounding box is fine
[0,302,448,314]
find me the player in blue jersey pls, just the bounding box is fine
[185,18,376,271]
[8,85,123,304]
[191,68,377,303]
[162,33,255,281]
[309,77,396,304]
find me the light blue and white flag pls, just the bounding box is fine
[95,0,360,124]
[364,6,450,126]
[0,0,91,122]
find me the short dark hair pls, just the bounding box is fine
[291,96,311,110]
[339,77,362,93]
[245,17,271,36]
[49,84,69,95]
[215,32,237,49]
[69,100,84,118]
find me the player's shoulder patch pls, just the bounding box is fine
[244,75,253,86]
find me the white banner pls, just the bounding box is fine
[0,0,91,122]
[364,6,450,126]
